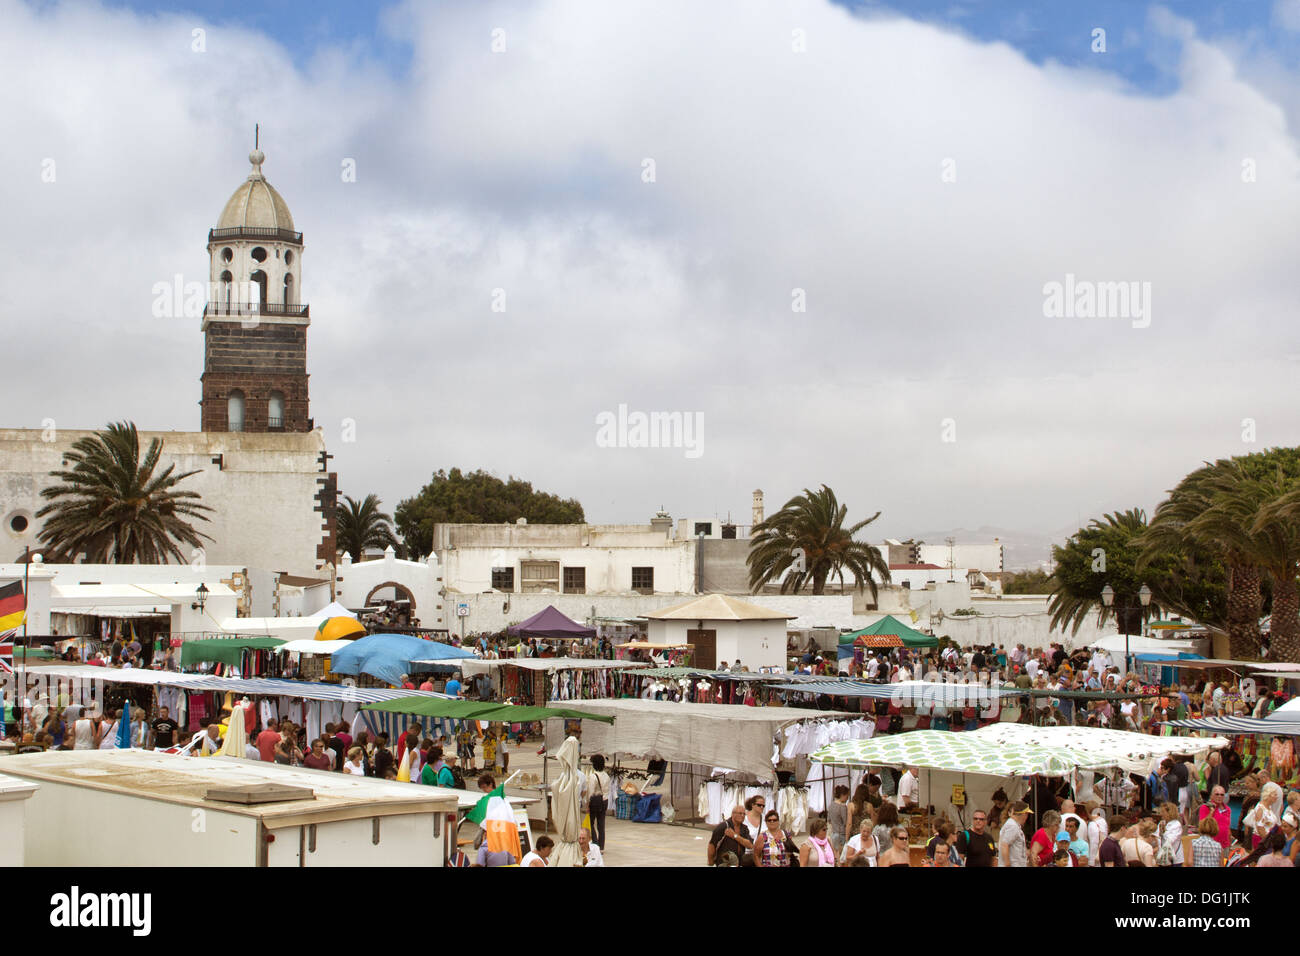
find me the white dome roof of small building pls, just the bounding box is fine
[216,149,295,232]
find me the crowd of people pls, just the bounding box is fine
[708,765,1300,867]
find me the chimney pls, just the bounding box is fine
[752,489,764,528]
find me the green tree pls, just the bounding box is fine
[1190,458,1300,663]
[36,422,212,563]
[1144,448,1300,661]
[1049,508,1226,638]
[336,493,400,562]
[1001,569,1053,594]
[1142,459,1260,658]
[747,485,890,598]
[395,468,585,558]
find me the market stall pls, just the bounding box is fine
[542,698,870,832]
[507,605,596,640]
[452,657,649,705]
[20,662,458,746]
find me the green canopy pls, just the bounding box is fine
[839,615,937,648]
[181,637,286,666]
[812,730,1107,776]
[362,696,615,724]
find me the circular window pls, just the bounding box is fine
[251,247,268,263]
[284,251,293,266]
[222,247,233,262]
[5,510,33,539]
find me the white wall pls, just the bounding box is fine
[439,542,696,597]
[22,781,258,866]
[0,428,329,576]
[336,549,443,627]
[648,618,786,672]
[443,591,856,638]
[934,594,1112,651]
[916,543,1004,574]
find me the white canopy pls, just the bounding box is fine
[543,699,853,780]
[967,723,1229,775]
[277,639,354,656]
[457,657,649,676]
[1271,697,1300,718]
[311,601,357,620]
[1090,633,1206,656]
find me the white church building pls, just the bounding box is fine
[0,145,337,578]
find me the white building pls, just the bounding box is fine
[643,593,793,672]
[335,548,444,628]
[0,145,336,578]
[432,517,698,599]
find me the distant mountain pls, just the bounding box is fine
[904,525,1079,572]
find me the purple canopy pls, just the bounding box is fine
[507,605,597,640]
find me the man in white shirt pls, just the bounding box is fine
[1086,805,1108,866]
[865,656,880,680]
[577,828,604,867]
[1089,648,1112,676]
[897,766,921,810]
[1025,657,1040,680]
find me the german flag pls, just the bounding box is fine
[0,580,26,636]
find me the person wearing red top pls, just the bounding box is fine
[302,738,332,771]
[256,719,281,762]
[1029,811,1061,866]
[1199,786,1233,849]
[395,722,422,763]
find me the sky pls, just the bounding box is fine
[5,0,1300,558]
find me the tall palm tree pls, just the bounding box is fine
[1141,460,1261,659]
[747,485,890,598]
[336,493,400,562]
[1184,462,1300,662]
[36,421,212,563]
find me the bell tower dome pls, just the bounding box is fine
[200,136,311,433]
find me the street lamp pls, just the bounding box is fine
[192,582,209,613]
[1100,583,1152,674]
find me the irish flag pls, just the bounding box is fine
[467,785,520,860]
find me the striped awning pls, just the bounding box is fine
[772,679,1019,703]
[1163,715,1300,736]
[21,664,452,704]
[855,635,904,648]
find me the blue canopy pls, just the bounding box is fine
[328,634,476,687]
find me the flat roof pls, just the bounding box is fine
[0,750,458,827]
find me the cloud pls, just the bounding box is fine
[3,0,1300,542]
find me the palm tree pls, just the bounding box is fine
[336,493,400,562]
[747,485,890,598]
[36,422,212,563]
[1141,460,1261,659]
[1191,461,1300,663]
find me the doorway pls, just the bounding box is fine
[687,628,716,669]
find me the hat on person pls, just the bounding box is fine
[1056,831,1071,843]
[1010,801,1031,816]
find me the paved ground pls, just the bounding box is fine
[479,738,712,866]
